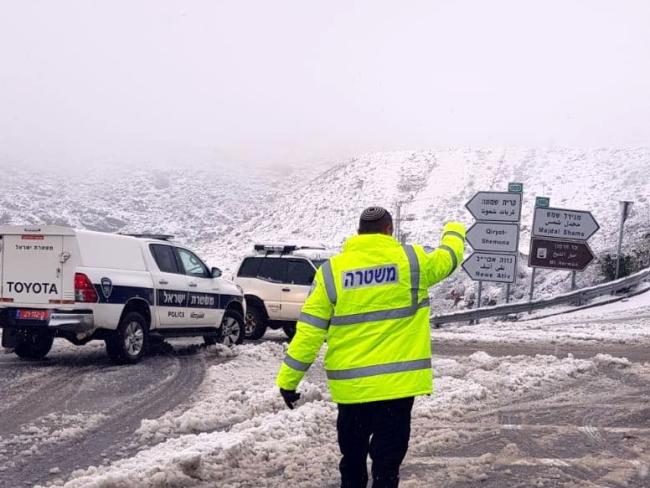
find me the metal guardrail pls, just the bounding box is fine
[431,267,650,326]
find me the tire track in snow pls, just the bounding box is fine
[0,346,218,487]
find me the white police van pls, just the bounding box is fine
[234,243,335,340]
[0,226,245,363]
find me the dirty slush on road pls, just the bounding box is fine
[404,341,650,488]
[0,340,212,487]
[1,335,647,488]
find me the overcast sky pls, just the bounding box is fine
[1,0,649,167]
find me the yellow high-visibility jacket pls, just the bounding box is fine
[276,222,465,404]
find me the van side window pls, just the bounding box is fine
[238,257,262,278]
[176,248,210,278]
[257,258,288,283]
[287,259,316,285]
[150,244,180,274]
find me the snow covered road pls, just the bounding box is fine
[0,340,211,487]
[1,293,649,488]
[19,343,648,488]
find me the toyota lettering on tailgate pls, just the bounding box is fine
[6,281,59,295]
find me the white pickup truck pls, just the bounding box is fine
[0,226,245,363]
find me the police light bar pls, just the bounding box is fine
[254,244,298,254]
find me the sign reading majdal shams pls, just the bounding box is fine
[532,207,600,240]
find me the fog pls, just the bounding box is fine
[1,0,649,168]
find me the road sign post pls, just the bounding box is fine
[528,267,536,312]
[476,281,483,324]
[571,270,577,291]
[615,201,634,279]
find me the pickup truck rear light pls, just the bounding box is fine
[74,273,98,303]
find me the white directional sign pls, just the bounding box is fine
[462,252,517,284]
[465,192,522,222]
[532,207,600,241]
[466,222,519,253]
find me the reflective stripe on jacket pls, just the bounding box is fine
[276,221,466,404]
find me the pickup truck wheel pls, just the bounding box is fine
[219,310,245,347]
[106,312,148,364]
[244,305,267,340]
[15,330,54,360]
[282,323,296,340]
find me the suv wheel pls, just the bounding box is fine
[282,323,296,340]
[106,312,148,364]
[15,329,54,360]
[244,305,267,340]
[219,309,245,346]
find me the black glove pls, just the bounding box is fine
[280,388,301,409]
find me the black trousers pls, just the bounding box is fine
[337,396,414,488]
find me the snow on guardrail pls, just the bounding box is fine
[431,266,650,326]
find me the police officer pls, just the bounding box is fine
[276,206,465,488]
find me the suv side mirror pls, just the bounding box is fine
[211,267,222,278]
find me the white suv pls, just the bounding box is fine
[234,244,336,340]
[0,226,245,363]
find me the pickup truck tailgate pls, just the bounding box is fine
[1,233,65,304]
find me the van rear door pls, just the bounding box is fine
[0,229,65,305]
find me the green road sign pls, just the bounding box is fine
[508,182,523,193]
[535,197,550,208]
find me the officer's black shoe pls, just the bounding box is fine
[371,475,399,488]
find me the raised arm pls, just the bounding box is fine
[418,221,466,288]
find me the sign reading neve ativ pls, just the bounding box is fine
[462,252,517,283]
[529,238,595,271]
[532,207,600,241]
[466,222,519,253]
[465,192,522,223]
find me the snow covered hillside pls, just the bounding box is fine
[2,148,648,309]
[207,147,650,308]
[0,162,319,257]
